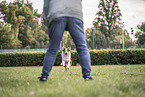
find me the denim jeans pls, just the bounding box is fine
[41,17,92,78]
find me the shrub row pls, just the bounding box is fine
[0,49,145,67]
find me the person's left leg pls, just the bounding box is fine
[67,17,92,78]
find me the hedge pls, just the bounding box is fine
[0,49,145,66]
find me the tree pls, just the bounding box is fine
[93,0,122,48]
[0,0,49,49]
[0,22,13,48]
[62,31,75,50]
[86,23,133,49]
[135,22,145,47]
[0,1,24,48]
[13,0,48,48]
[86,26,108,49]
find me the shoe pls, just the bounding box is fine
[38,77,48,81]
[84,77,93,81]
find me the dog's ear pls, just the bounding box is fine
[62,47,65,51]
[68,47,71,51]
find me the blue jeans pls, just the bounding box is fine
[41,17,92,78]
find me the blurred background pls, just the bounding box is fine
[0,0,145,53]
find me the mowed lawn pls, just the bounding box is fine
[0,65,145,97]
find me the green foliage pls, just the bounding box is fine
[86,26,133,49]
[86,0,134,49]
[0,52,45,66]
[94,0,122,38]
[0,22,13,48]
[90,50,109,65]
[0,1,22,48]
[87,0,134,49]
[71,50,79,65]
[137,34,145,47]
[62,31,75,50]
[109,49,145,64]
[135,22,145,47]
[0,49,145,67]
[0,0,48,49]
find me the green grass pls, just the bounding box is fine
[0,65,145,97]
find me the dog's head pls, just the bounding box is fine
[62,47,71,55]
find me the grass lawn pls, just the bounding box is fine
[0,65,145,97]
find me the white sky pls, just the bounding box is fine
[3,0,145,39]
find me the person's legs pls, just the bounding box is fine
[67,17,92,78]
[41,17,66,78]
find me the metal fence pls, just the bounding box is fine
[0,48,48,53]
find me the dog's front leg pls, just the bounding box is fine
[61,52,65,66]
[67,61,70,70]
[62,61,65,66]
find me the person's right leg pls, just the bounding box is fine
[41,17,66,79]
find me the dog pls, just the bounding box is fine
[61,47,72,71]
